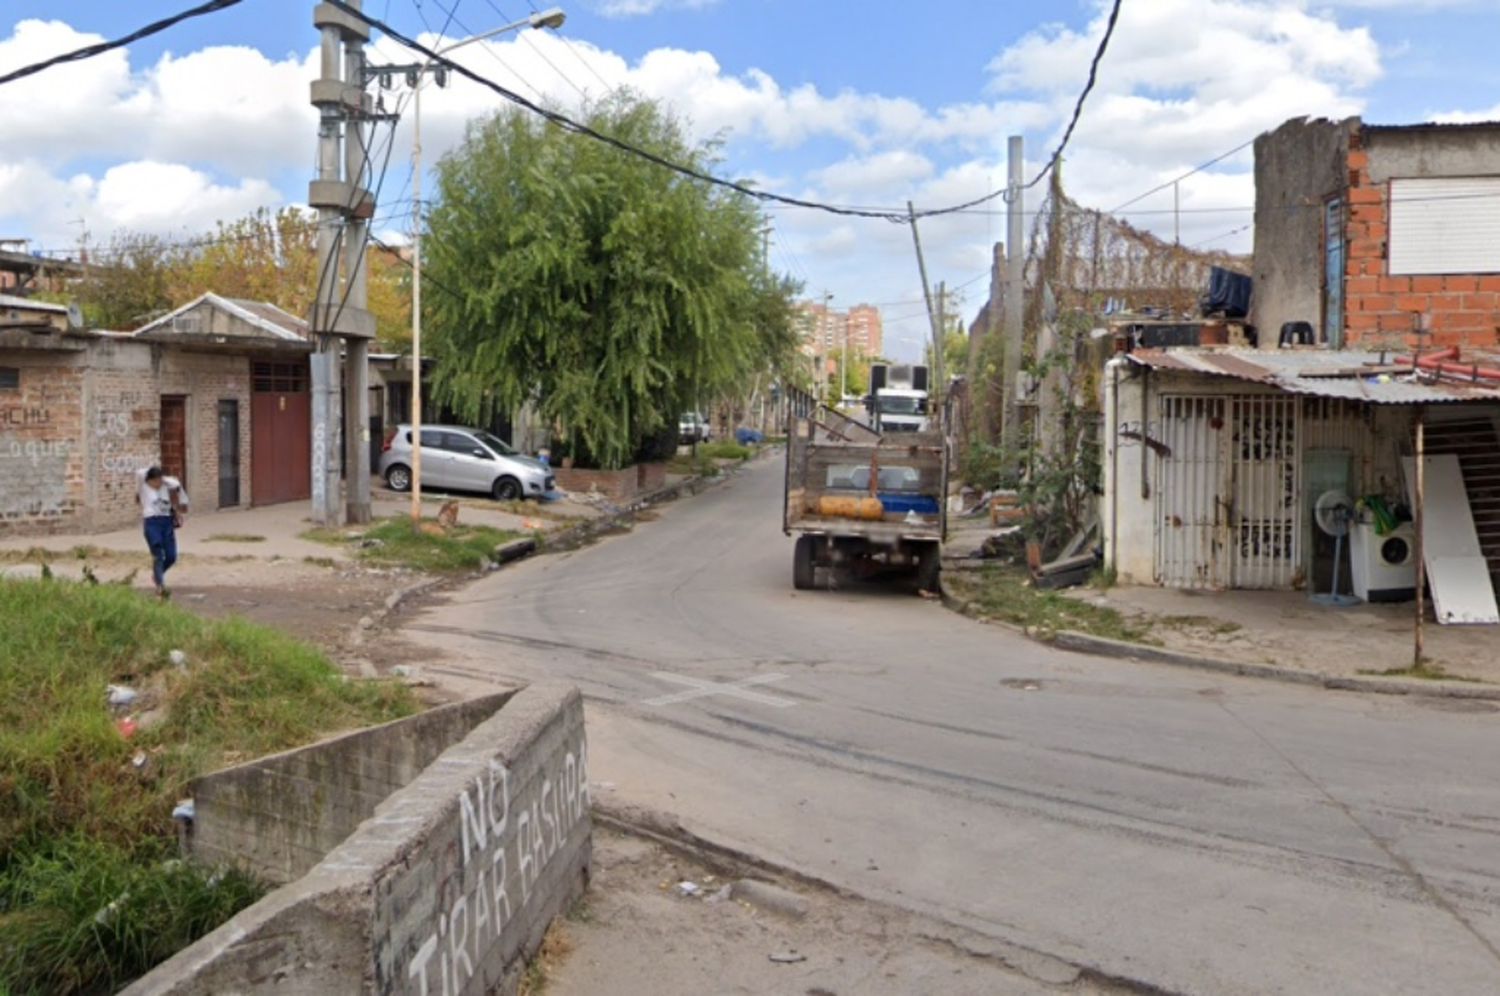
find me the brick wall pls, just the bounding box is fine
[636,461,667,493]
[1342,130,1500,350]
[553,465,638,503]
[158,350,253,511]
[0,338,258,538]
[0,359,86,530]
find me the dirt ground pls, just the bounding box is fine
[544,822,1120,996]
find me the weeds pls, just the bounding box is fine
[338,516,521,573]
[946,564,1157,644]
[0,577,414,993]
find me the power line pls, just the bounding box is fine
[910,0,1125,219]
[0,0,247,88]
[324,0,1055,225]
[1107,138,1257,215]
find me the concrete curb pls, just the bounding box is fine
[939,578,1500,701]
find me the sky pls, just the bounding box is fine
[2,0,1498,361]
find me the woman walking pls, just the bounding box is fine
[136,465,189,599]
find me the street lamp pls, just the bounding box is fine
[408,7,566,523]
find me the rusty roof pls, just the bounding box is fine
[1125,347,1500,404]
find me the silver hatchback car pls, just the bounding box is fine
[378,424,554,501]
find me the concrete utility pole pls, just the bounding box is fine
[310,0,378,527]
[1001,134,1025,455]
[906,201,942,415]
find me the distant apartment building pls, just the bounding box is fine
[794,300,882,358]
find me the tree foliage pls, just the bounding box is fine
[422,92,800,469]
[64,208,409,346]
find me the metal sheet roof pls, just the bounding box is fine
[1125,347,1500,404]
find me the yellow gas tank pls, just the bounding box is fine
[815,495,885,521]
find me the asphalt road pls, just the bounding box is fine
[402,457,1500,995]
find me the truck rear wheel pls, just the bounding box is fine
[793,535,816,590]
[915,543,941,594]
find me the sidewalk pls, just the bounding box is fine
[1066,583,1500,688]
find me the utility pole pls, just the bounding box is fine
[1001,135,1025,455]
[906,201,942,415]
[309,0,378,526]
[934,281,946,418]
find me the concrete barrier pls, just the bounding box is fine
[123,682,591,996]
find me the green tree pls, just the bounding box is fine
[422,92,797,468]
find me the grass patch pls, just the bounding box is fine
[698,441,752,461]
[1358,660,1478,682]
[202,534,265,543]
[0,578,416,994]
[307,515,522,573]
[1156,614,1243,636]
[946,563,1157,644]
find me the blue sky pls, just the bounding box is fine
[2,0,1498,358]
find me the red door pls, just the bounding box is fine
[159,396,188,481]
[251,362,311,504]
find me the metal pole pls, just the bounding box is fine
[1414,405,1426,668]
[409,78,424,524]
[405,10,567,526]
[934,280,946,417]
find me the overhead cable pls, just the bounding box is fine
[326,0,1030,224]
[0,0,246,88]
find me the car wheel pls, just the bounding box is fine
[385,464,412,492]
[492,476,522,502]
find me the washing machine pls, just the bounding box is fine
[1349,521,1417,602]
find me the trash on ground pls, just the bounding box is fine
[172,799,195,821]
[107,683,138,708]
[676,881,702,897]
[115,716,138,738]
[168,649,188,667]
[769,951,807,964]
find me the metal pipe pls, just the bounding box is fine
[1414,405,1426,668]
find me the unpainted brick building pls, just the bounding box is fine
[1253,116,1500,352]
[0,293,312,537]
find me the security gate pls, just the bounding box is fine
[1154,394,1302,588]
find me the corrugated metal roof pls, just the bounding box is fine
[0,295,66,313]
[1125,347,1500,404]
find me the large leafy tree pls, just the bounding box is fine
[422,92,798,468]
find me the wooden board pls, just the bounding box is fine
[1402,455,1498,625]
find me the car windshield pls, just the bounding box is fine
[472,430,517,456]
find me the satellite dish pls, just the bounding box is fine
[1312,490,1359,606]
[65,300,84,330]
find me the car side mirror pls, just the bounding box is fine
[472,448,490,459]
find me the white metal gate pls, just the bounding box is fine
[1155,394,1302,588]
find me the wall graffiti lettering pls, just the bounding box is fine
[311,421,328,506]
[0,407,50,427]
[404,743,589,996]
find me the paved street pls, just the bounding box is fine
[400,457,1500,995]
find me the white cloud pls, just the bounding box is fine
[0,0,1396,344]
[92,161,281,232]
[1429,103,1500,125]
[595,0,717,17]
